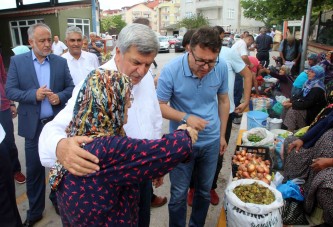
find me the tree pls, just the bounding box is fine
[178,14,210,29]
[241,0,333,28]
[100,15,126,34]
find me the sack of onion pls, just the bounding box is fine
[224,179,284,227]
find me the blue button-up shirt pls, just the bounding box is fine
[32,51,53,119]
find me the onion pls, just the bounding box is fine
[242,171,250,178]
[247,164,255,173]
[241,150,246,157]
[256,165,264,173]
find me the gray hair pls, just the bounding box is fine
[89,32,97,36]
[117,24,159,55]
[28,23,51,40]
[66,26,83,38]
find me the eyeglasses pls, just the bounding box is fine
[191,51,219,68]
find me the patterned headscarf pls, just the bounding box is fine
[302,65,325,97]
[66,69,132,138]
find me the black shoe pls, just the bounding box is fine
[23,216,42,227]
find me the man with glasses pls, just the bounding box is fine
[62,26,99,85]
[156,27,229,226]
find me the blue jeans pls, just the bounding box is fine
[168,139,220,227]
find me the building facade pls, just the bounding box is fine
[0,0,99,67]
[180,0,264,34]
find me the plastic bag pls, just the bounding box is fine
[276,180,304,201]
[282,198,309,225]
[251,97,273,112]
[225,179,284,227]
[242,128,275,147]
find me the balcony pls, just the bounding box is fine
[195,0,223,9]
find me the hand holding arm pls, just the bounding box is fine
[56,136,99,176]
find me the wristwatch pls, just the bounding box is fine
[181,113,190,124]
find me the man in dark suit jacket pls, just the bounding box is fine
[6,23,74,227]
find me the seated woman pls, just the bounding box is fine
[52,69,198,226]
[281,65,327,131]
[318,51,333,84]
[291,53,319,97]
[262,64,291,98]
[284,109,333,226]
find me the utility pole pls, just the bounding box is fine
[300,0,313,71]
[92,0,97,32]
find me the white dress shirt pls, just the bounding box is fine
[39,56,162,167]
[62,51,99,85]
[52,41,68,56]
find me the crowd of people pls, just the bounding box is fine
[0,18,332,227]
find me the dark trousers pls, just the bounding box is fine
[138,179,152,227]
[0,141,22,227]
[256,52,270,68]
[211,113,234,189]
[25,123,45,221]
[234,73,243,108]
[0,109,21,173]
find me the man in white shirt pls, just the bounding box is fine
[61,26,99,85]
[51,35,67,55]
[231,35,254,122]
[39,23,162,227]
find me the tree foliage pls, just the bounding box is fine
[178,14,210,29]
[100,15,126,34]
[241,0,333,27]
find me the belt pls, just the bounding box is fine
[40,116,54,125]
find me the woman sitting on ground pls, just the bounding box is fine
[281,65,327,131]
[284,107,333,226]
[52,69,198,226]
[262,64,291,98]
[318,51,333,84]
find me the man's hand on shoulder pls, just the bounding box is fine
[56,136,99,176]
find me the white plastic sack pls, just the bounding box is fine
[224,179,284,227]
[264,77,278,84]
[242,127,275,146]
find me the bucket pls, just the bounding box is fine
[247,111,268,130]
[267,118,283,130]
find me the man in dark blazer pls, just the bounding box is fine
[6,23,74,227]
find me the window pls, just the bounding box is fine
[67,18,90,38]
[185,12,193,18]
[9,19,45,47]
[227,8,235,19]
[314,11,333,46]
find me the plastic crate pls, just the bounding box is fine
[232,145,271,178]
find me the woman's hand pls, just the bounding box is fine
[178,124,198,144]
[311,158,333,172]
[288,139,304,153]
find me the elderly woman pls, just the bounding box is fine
[282,65,327,131]
[318,51,333,84]
[284,107,333,226]
[53,69,197,226]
